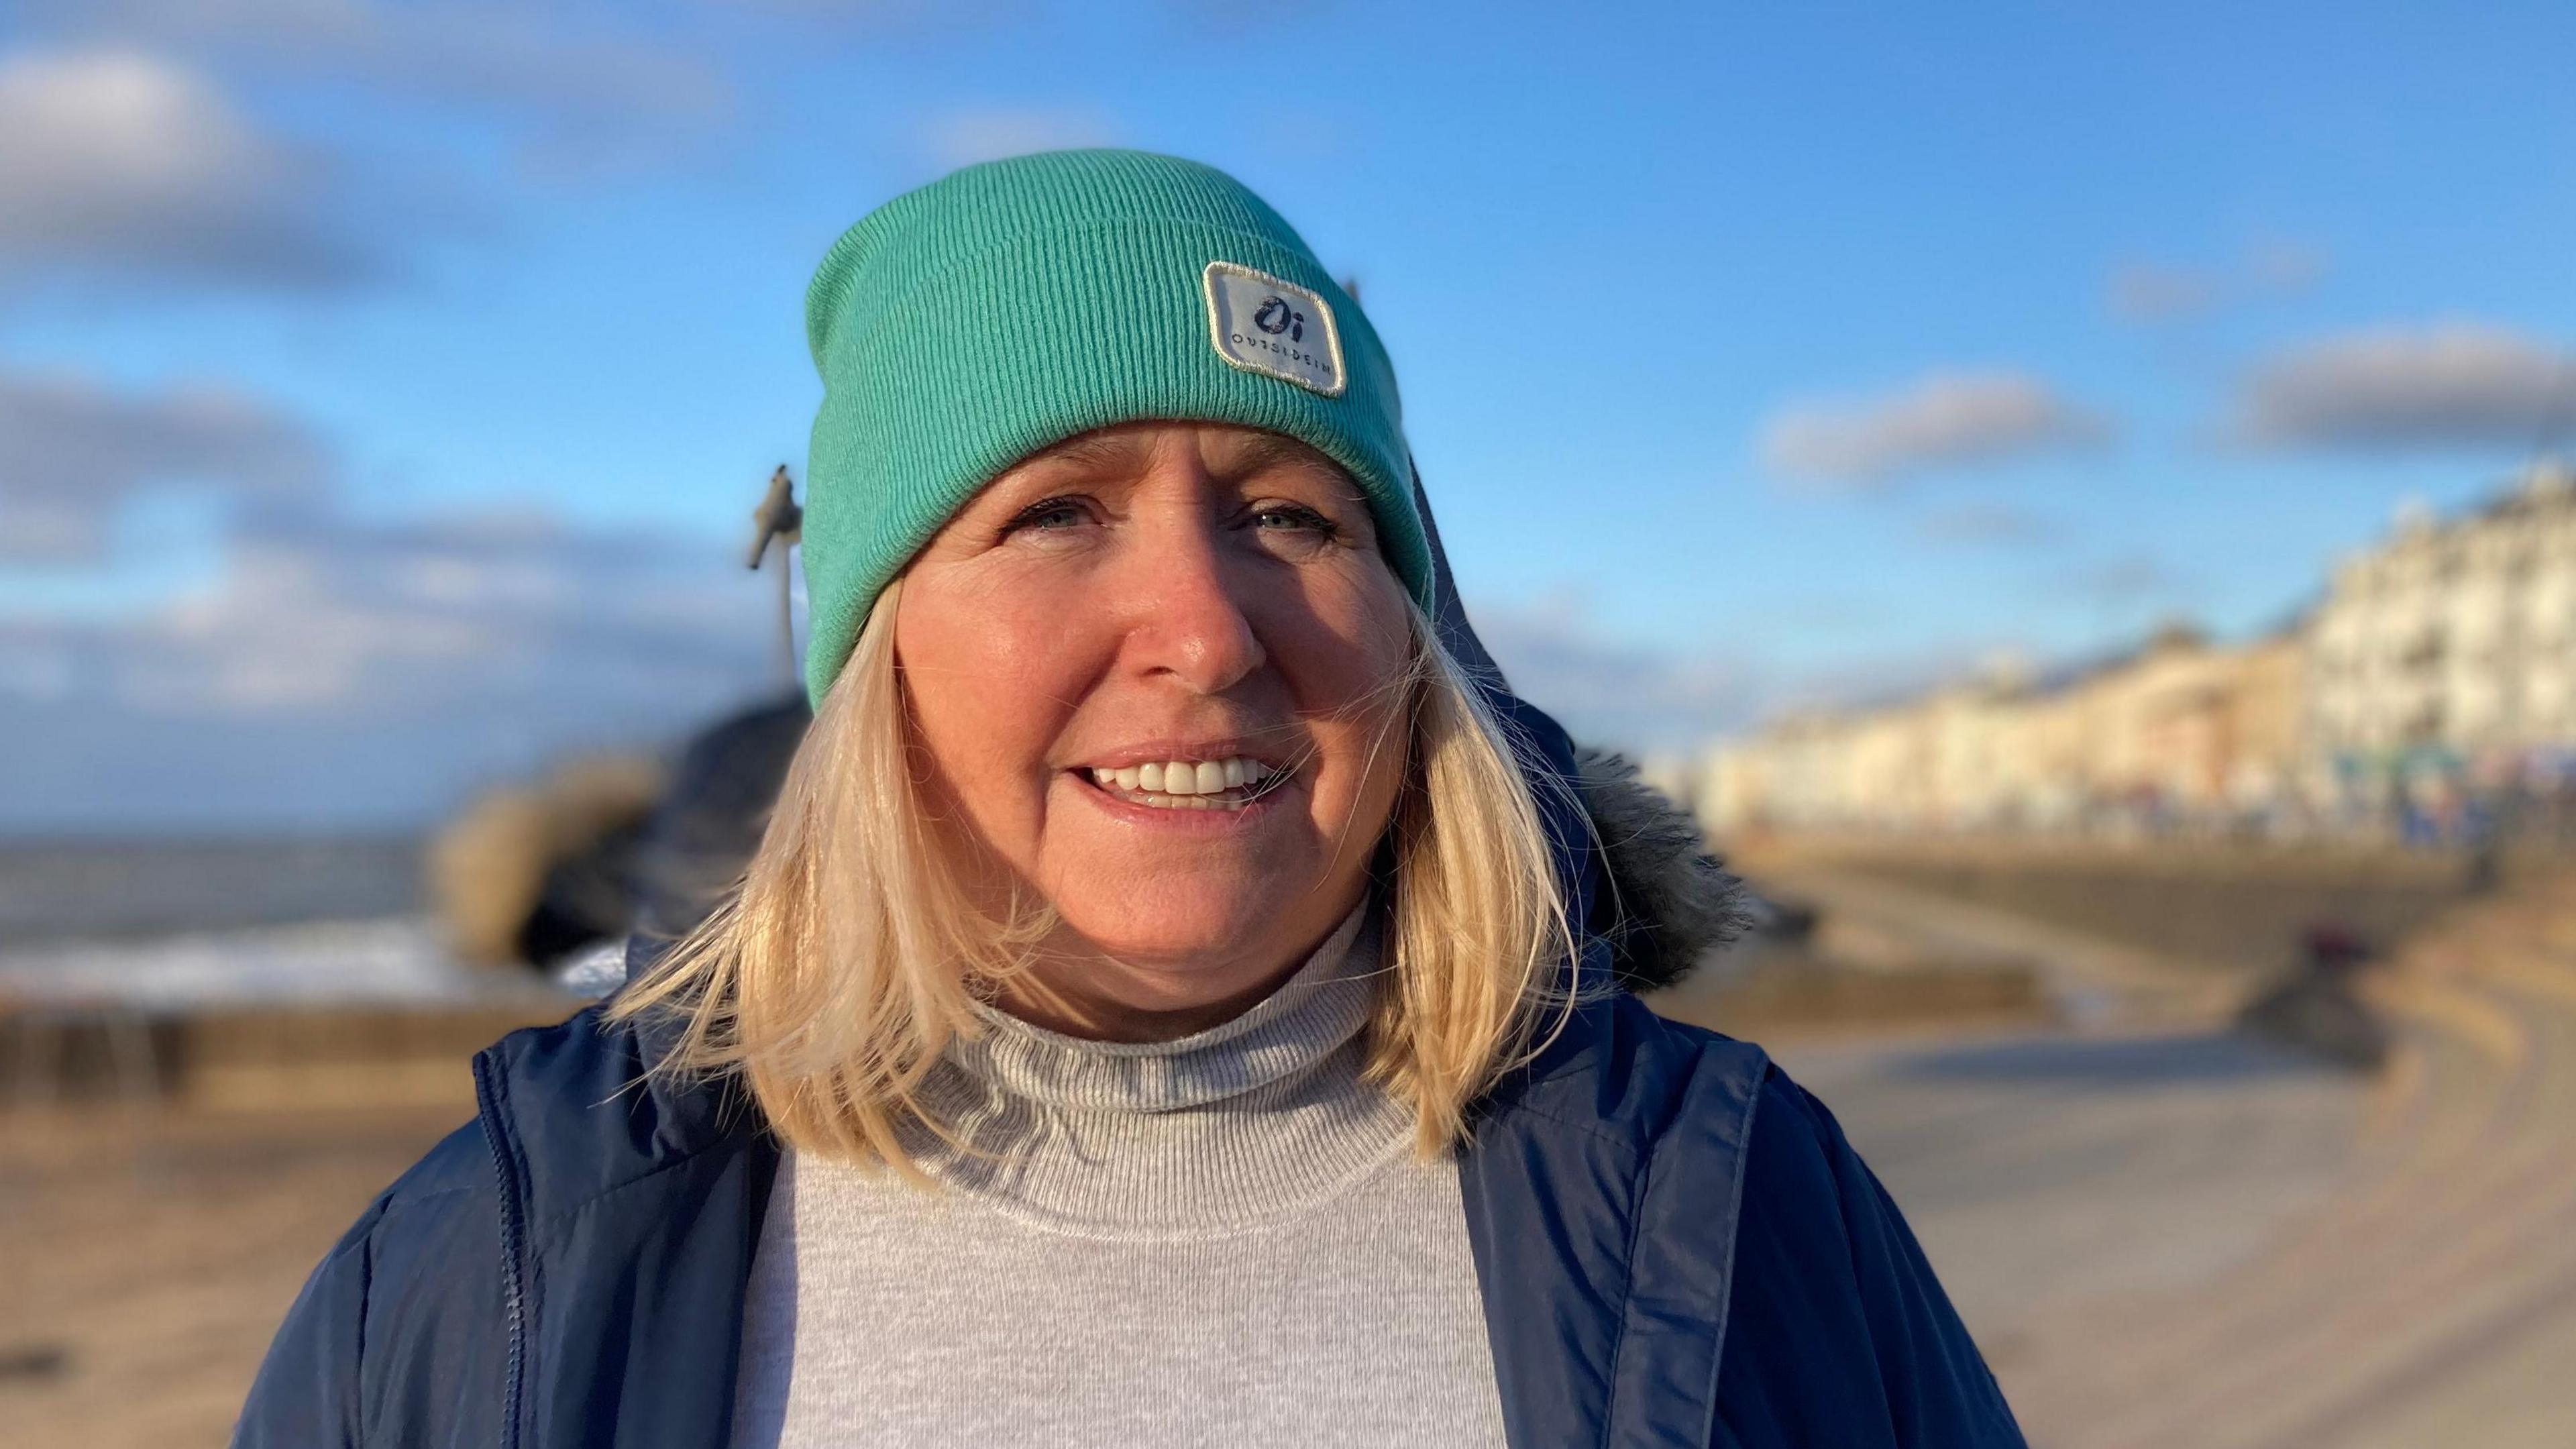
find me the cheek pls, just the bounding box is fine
[1267,557,1411,684]
[1279,586,1415,793]
[894,584,1082,823]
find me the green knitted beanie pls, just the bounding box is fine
[797,147,1433,708]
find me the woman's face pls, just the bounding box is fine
[892,420,1415,1034]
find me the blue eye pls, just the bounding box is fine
[1255,504,1335,533]
[1003,498,1091,535]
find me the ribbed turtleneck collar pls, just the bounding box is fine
[896,890,1417,1239]
[947,894,1378,1113]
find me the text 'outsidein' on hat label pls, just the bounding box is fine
[1201,260,1345,397]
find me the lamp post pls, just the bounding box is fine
[747,465,802,688]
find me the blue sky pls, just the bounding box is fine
[3,0,2573,831]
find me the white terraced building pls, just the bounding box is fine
[1693,628,2305,837]
[1687,464,2576,840]
[2308,462,2576,763]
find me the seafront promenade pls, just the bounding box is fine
[5,853,2573,1446]
[1724,856,2576,1448]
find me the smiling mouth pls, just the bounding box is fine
[1076,755,1293,812]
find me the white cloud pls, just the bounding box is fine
[2245,237,2332,293]
[0,366,334,563]
[0,49,376,290]
[2106,262,2220,324]
[918,105,1120,170]
[85,508,769,716]
[2231,322,2576,451]
[26,1,729,129]
[1466,592,1760,755]
[1,499,784,826]
[2055,553,2176,607]
[1760,370,2110,487]
[2108,237,2329,324]
[0,369,784,828]
[15,2,733,185]
[1913,502,2059,547]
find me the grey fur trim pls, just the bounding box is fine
[1572,745,1750,993]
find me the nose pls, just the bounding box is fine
[1113,499,1267,696]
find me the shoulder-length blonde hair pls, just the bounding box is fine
[608,572,1584,1169]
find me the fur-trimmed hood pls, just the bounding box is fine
[1402,458,1746,997]
[1570,744,1748,994]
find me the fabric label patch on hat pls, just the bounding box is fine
[1202,261,1345,397]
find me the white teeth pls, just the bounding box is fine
[1084,755,1280,804]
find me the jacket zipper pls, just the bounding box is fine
[472,1051,531,1449]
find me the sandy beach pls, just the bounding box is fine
[1,1100,472,1449]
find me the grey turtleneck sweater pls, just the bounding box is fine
[727,896,1510,1448]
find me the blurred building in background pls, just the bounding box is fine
[1697,462,2576,845]
[2309,462,2576,755]
[1700,624,2305,836]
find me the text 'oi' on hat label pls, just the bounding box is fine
[1201,261,1345,397]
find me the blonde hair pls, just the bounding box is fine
[608,574,1585,1168]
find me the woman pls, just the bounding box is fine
[235,148,2025,1448]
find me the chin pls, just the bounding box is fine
[1059,908,1254,965]
[1049,877,1281,967]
